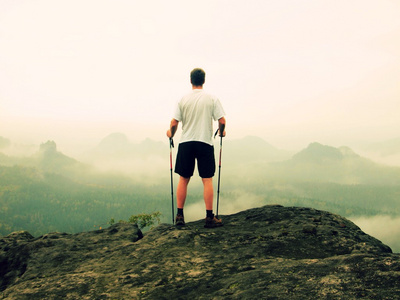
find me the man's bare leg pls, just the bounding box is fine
[177,176,190,210]
[202,177,214,211]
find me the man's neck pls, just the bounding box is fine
[192,85,203,90]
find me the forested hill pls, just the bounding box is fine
[0,164,166,236]
[0,138,170,236]
[1,205,399,299]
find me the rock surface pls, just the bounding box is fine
[1,205,399,299]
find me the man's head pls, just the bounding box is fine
[190,68,206,87]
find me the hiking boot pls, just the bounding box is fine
[204,215,223,228]
[175,214,185,226]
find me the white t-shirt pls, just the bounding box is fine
[174,89,225,146]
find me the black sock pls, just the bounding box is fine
[177,208,184,216]
[206,210,213,218]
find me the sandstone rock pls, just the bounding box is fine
[1,205,399,299]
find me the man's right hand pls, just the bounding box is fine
[167,119,179,138]
[166,129,172,138]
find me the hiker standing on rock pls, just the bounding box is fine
[166,68,226,228]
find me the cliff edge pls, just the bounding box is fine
[1,205,399,299]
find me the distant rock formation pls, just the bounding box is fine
[224,136,293,164]
[87,132,166,160]
[1,205,399,299]
[39,140,57,153]
[33,140,85,174]
[97,132,130,153]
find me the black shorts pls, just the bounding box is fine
[175,141,215,178]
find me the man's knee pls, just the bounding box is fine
[202,177,213,184]
[180,176,191,184]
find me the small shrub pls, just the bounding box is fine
[109,212,161,230]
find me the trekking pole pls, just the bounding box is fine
[214,129,223,218]
[169,138,175,224]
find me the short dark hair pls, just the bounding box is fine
[190,68,206,86]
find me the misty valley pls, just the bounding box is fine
[1,133,400,252]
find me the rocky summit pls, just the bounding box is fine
[1,205,399,299]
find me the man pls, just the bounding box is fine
[166,68,226,228]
